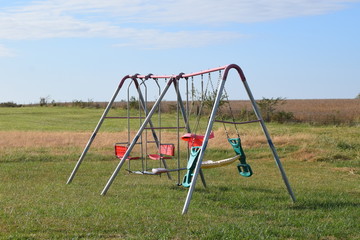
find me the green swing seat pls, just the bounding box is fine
[228,138,253,177]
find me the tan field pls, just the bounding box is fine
[228,98,360,124]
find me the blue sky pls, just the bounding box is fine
[0,0,359,104]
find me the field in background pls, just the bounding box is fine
[0,101,359,239]
[228,99,360,125]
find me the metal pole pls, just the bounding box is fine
[127,81,132,171]
[173,76,190,133]
[242,80,296,202]
[148,77,172,179]
[66,75,131,184]
[176,78,181,185]
[136,77,160,148]
[174,77,207,188]
[182,72,227,214]
[136,66,226,79]
[156,79,162,170]
[101,78,175,196]
[138,80,145,172]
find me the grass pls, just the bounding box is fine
[0,107,102,132]
[1,160,359,239]
[0,106,359,239]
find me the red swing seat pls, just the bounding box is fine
[114,144,141,160]
[148,144,175,160]
[181,131,215,148]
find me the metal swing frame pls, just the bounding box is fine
[66,63,296,215]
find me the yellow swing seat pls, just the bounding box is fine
[201,155,239,169]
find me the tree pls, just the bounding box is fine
[129,96,139,109]
[257,97,286,122]
[39,96,50,106]
[202,90,228,113]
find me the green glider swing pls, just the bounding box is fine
[222,82,253,177]
[182,135,252,188]
[228,137,253,177]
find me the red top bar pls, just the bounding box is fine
[136,65,227,79]
[182,66,227,78]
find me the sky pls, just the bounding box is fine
[0,0,359,104]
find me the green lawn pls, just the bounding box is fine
[0,106,359,239]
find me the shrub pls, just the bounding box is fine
[129,96,140,109]
[256,97,295,123]
[0,102,22,107]
[71,99,100,108]
[40,96,49,106]
[257,97,286,122]
[272,111,295,123]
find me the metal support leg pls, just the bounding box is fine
[199,169,207,188]
[173,80,191,133]
[66,76,131,184]
[242,79,296,203]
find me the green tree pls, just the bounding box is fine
[257,97,286,122]
[202,90,228,113]
[129,96,140,109]
[40,96,50,106]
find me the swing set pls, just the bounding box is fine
[66,64,296,214]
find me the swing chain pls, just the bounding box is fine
[193,74,210,134]
[219,70,240,138]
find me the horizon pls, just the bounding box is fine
[2,97,359,107]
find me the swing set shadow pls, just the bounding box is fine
[66,63,296,215]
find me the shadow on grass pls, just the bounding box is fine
[241,186,280,194]
[169,184,283,196]
[290,199,360,210]
[168,184,210,193]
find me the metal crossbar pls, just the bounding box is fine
[105,116,146,119]
[144,126,186,130]
[214,119,261,125]
[136,66,227,80]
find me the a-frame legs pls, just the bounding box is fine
[182,64,296,214]
[242,80,296,202]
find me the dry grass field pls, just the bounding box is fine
[227,98,360,124]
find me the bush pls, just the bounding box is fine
[71,99,100,108]
[257,97,286,122]
[129,96,140,109]
[40,96,51,106]
[272,111,295,123]
[0,102,22,107]
[256,97,295,123]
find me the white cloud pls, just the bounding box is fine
[23,0,357,24]
[0,0,358,49]
[132,0,360,24]
[0,44,15,57]
[114,30,245,49]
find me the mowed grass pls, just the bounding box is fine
[0,106,359,239]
